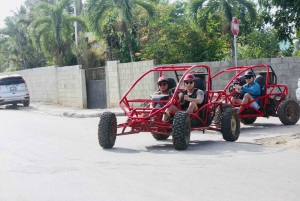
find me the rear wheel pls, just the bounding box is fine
[241,117,257,125]
[23,100,30,107]
[152,133,169,140]
[221,108,240,142]
[172,111,191,150]
[278,99,300,125]
[98,112,117,149]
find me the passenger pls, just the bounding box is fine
[231,71,261,112]
[140,76,170,117]
[163,74,204,121]
[152,76,170,108]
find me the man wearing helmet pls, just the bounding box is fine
[163,74,204,121]
[231,71,261,112]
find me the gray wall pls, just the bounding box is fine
[0,65,87,108]
[106,57,300,107]
[0,57,299,109]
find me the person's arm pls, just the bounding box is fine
[185,89,204,104]
[241,83,260,95]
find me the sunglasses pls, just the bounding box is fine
[184,81,194,85]
[158,82,167,86]
[245,76,253,80]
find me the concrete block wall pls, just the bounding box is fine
[106,60,156,107]
[106,57,299,108]
[0,65,87,108]
[57,65,87,108]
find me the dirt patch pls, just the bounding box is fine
[255,134,300,151]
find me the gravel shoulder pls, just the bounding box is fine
[255,134,300,151]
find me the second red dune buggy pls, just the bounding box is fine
[211,64,300,125]
[98,64,241,150]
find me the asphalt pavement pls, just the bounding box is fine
[13,102,125,118]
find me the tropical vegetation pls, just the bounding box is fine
[0,0,298,72]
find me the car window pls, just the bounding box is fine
[0,77,25,85]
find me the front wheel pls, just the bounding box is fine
[278,99,300,125]
[98,112,117,149]
[221,108,240,142]
[172,111,191,150]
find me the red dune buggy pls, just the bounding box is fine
[211,64,300,125]
[98,64,240,150]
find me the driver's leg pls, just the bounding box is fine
[238,93,253,113]
[163,105,179,122]
[186,102,198,113]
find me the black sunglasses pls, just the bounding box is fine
[158,82,167,86]
[184,81,194,85]
[245,76,253,79]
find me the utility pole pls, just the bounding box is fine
[74,0,82,46]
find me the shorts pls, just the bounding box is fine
[250,101,259,109]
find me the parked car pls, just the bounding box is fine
[0,74,30,107]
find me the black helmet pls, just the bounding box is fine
[244,71,254,78]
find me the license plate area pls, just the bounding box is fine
[10,85,17,91]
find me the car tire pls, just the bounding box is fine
[172,111,191,150]
[221,108,240,142]
[241,117,257,125]
[23,100,30,107]
[278,99,300,125]
[98,112,117,149]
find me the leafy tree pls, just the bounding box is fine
[137,2,227,64]
[71,32,105,68]
[258,0,300,41]
[86,0,158,62]
[189,0,257,58]
[0,5,46,70]
[238,28,280,59]
[29,0,86,66]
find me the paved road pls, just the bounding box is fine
[1,108,300,201]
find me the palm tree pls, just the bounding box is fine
[189,0,257,58]
[29,0,86,66]
[0,5,46,69]
[86,0,158,62]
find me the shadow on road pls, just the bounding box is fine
[144,140,276,155]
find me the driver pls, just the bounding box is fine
[163,74,204,121]
[231,71,261,112]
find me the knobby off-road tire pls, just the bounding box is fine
[98,112,117,149]
[221,108,240,142]
[172,111,191,150]
[278,99,300,125]
[213,104,232,128]
[241,117,257,125]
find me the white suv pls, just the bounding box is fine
[0,74,30,107]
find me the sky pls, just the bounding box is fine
[0,0,27,28]
[0,0,179,29]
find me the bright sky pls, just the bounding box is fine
[0,0,179,29]
[0,0,26,28]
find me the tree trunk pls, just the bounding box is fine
[121,20,134,62]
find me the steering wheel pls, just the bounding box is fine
[168,87,186,107]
